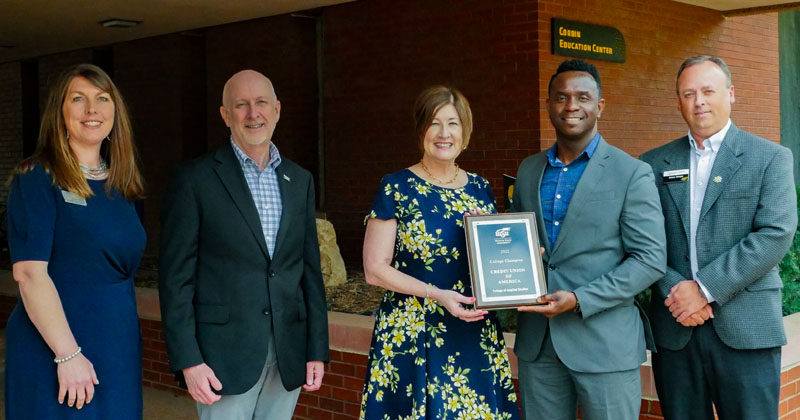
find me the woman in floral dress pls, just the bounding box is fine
[360,86,520,420]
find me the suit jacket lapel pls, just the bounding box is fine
[272,163,295,259]
[527,154,551,258]
[662,138,691,241]
[699,126,743,222]
[213,144,270,260]
[550,137,609,256]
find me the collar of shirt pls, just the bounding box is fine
[230,138,283,172]
[688,119,731,154]
[546,132,601,167]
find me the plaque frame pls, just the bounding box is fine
[463,212,547,310]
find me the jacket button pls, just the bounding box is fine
[263,309,271,316]
[269,271,276,277]
[548,264,556,270]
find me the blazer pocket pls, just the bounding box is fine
[721,193,752,200]
[721,187,755,200]
[195,304,230,324]
[588,190,616,201]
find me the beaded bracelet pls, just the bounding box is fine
[54,347,82,364]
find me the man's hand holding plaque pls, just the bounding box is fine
[463,213,548,310]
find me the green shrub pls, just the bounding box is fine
[497,309,517,332]
[780,186,800,316]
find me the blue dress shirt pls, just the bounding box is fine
[540,133,601,249]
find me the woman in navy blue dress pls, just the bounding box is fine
[4,64,146,419]
[360,86,520,419]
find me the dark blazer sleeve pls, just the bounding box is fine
[159,165,205,372]
[697,147,797,304]
[301,174,330,363]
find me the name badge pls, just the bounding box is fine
[662,169,689,183]
[61,190,87,206]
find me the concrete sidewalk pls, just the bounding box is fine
[0,330,197,420]
[141,387,196,420]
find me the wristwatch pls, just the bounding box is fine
[571,291,581,315]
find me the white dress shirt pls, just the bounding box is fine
[688,119,732,303]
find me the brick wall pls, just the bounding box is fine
[294,350,367,420]
[112,34,207,255]
[37,49,93,109]
[781,365,800,419]
[140,318,184,394]
[0,1,781,267]
[204,14,320,193]
[127,315,800,420]
[0,62,23,202]
[533,0,780,156]
[321,0,780,266]
[323,0,542,264]
[135,313,671,420]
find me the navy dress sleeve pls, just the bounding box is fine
[7,166,57,263]
[365,174,398,222]
[478,175,499,214]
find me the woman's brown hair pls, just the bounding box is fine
[413,86,473,151]
[14,63,144,201]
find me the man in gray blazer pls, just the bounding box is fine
[641,55,797,420]
[160,70,329,420]
[511,59,667,420]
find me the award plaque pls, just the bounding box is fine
[464,212,547,310]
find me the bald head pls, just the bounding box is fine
[220,69,281,150]
[222,70,278,108]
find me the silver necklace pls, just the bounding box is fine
[80,159,108,180]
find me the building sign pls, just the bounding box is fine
[552,18,626,63]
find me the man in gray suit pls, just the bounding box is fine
[511,59,667,420]
[641,55,797,420]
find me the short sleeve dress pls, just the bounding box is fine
[359,169,520,420]
[4,166,146,420]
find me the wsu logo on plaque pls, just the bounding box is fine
[494,227,512,245]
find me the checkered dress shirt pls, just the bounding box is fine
[230,138,283,258]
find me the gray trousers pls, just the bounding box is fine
[196,340,301,420]
[518,331,641,420]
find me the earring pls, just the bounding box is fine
[105,135,111,142]
[65,131,70,140]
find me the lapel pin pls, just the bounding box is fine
[283,174,291,182]
[713,176,722,183]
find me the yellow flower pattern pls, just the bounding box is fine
[360,170,518,420]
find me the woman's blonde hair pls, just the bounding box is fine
[14,63,144,201]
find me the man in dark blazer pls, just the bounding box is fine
[159,69,329,419]
[641,56,797,420]
[511,59,666,420]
